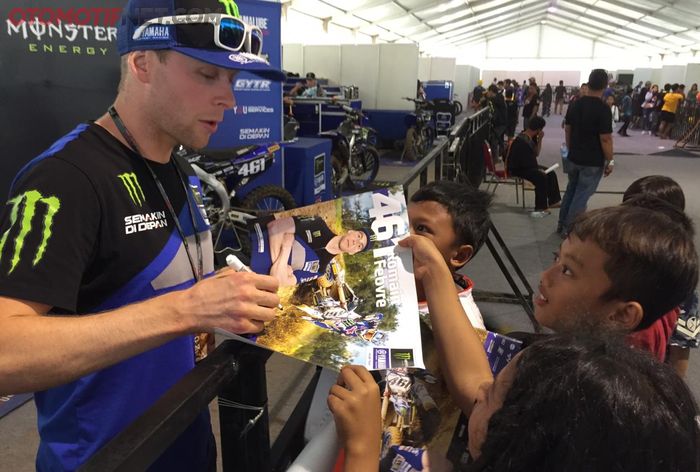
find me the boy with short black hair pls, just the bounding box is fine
[534,201,698,336]
[409,180,492,329]
[366,181,491,470]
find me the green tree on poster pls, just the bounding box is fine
[296,331,352,370]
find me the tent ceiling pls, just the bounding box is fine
[282,0,700,54]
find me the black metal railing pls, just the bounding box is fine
[399,136,449,197]
[80,341,320,472]
[672,100,700,148]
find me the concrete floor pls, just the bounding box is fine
[2,116,700,469]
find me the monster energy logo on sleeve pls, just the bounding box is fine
[118,173,146,207]
[218,0,240,17]
[0,190,61,274]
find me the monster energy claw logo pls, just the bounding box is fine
[219,0,240,17]
[0,190,61,274]
[118,173,146,206]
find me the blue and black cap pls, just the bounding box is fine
[117,0,285,80]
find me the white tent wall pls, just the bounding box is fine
[430,58,457,82]
[377,44,420,110]
[455,65,481,107]
[418,57,431,82]
[340,45,381,109]
[282,44,304,75]
[686,64,700,87]
[633,68,655,85]
[281,42,418,110]
[661,65,687,86]
[303,46,342,84]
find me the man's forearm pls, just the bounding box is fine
[600,134,613,161]
[0,292,193,394]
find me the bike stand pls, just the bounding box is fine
[472,222,541,333]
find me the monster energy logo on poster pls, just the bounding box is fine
[118,173,146,207]
[219,0,241,17]
[0,190,61,274]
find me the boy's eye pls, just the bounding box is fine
[200,70,217,80]
[552,251,560,262]
[560,265,573,276]
[415,224,429,233]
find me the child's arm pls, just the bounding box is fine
[328,365,381,472]
[399,235,493,416]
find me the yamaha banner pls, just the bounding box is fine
[0,0,282,199]
[207,0,282,149]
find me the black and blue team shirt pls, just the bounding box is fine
[250,215,336,284]
[0,123,215,471]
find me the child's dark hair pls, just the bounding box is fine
[623,175,685,210]
[569,203,698,329]
[410,181,492,259]
[469,335,700,472]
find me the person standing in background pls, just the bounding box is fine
[471,80,485,110]
[658,84,685,140]
[557,69,614,236]
[541,84,553,117]
[641,84,659,135]
[522,84,540,131]
[618,87,633,137]
[554,80,566,115]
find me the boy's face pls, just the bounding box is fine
[534,235,620,332]
[407,201,472,270]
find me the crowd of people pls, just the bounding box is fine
[0,0,699,469]
[477,70,697,232]
[602,81,696,140]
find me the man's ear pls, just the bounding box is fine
[128,51,152,84]
[450,244,474,270]
[608,301,644,331]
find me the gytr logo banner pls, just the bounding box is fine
[118,172,146,207]
[0,190,61,274]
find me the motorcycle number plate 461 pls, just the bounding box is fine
[238,158,267,177]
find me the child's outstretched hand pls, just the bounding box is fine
[328,365,381,468]
[399,235,451,282]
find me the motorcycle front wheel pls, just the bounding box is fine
[349,146,380,189]
[242,185,297,213]
[232,185,297,255]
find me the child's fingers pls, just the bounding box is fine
[343,365,374,383]
[327,388,346,412]
[329,383,352,402]
[337,365,365,391]
[398,235,415,247]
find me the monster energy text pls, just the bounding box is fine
[0,190,61,274]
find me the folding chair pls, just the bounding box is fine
[482,140,511,195]
[484,139,531,208]
[503,139,534,209]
